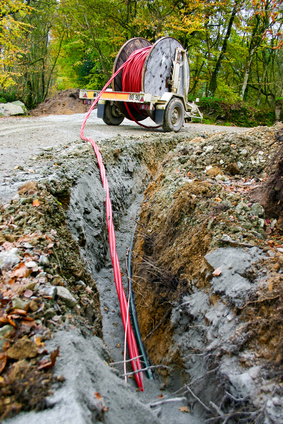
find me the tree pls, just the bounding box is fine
[239,0,281,101]
[208,0,243,97]
[0,0,31,89]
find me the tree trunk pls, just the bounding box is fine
[208,0,240,97]
[240,45,256,101]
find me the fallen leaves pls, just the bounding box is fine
[94,392,109,413]
[0,352,7,373]
[9,263,32,279]
[38,346,60,371]
[6,336,39,360]
[212,267,222,277]
[179,406,190,413]
[0,310,36,330]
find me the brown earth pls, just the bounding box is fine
[29,89,90,116]
[132,124,283,382]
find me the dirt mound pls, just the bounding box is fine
[30,89,90,116]
[132,123,283,422]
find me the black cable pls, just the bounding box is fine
[127,220,153,380]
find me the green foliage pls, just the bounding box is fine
[0,92,17,103]
[198,97,275,127]
[0,1,31,89]
[0,0,282,114]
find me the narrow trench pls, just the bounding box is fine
[66,151,204,424]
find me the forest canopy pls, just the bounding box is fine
[0,0,282,111]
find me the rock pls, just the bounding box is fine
[56,286,77,307]
[44,308,56,320]
[28,299,40,312]
[39,255,50,266]
[250,202,265,218]
[0,325,14,349]
[38,284,57,299]
[0,249,20,271]
[206,166,222,177]
[12,297,28,310]
[25,260,38,268]
[225,162,240,175]
[22,242,33,249]
[12,100,27,112]
[0,101,26,116]
[205,247,265,307]
[52,275,64,286]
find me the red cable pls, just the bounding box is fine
[121,47,161,129]
[80,49,150,391]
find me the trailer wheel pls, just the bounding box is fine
[103,102,124,125]
[163,97,184,132]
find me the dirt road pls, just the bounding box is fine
[0,112,247,202]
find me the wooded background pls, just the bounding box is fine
[0,0,282,123]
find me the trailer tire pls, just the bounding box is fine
[163,97,184,132]
[103,102,124,125]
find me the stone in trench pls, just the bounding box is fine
[25,260,37,268]
[225,162,240,176]
[39,255,50,266]
[0,325,14,350]
[38,284,57,299]
[56,286,77,307]
[206,166,222,177]
[12,297,28,310]
[0,249,20,271]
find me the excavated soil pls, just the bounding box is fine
[0,116,283,423]
[132,124,283,422]
[29,89,90,116]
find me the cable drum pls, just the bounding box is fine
[142,37,189,98]
[112,37,152,121]
[112,37,190,123]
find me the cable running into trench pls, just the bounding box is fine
[80,47,155,391]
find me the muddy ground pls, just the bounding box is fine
[0,107,282,424]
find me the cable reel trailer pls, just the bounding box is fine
[97,37,191,132]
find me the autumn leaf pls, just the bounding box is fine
[94,392,102,400]
[179,406,190,413]
[38,346,60,370]
[0,353,7,374]
[33,199,40,207]
[33,335,45,347]
[213,267,222,277]
[8,308,27,316]
[0,316,17,328]
[94,392,109,412]
[10,262,31,279]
